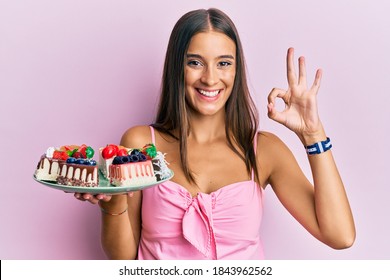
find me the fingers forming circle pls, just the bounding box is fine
[268,88,289,105]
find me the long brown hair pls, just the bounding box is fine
[152,8,259,184]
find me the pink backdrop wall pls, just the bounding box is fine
[1,0,389,259]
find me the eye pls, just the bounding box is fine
[187,60,203,67]
[218,61,232,68]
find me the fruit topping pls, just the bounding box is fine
[139,153,147,161]
[60,145,79,152]
[76,158,86,165]
[47,144,95,162]
[66,157,77,164]
[85,146,94,159]
[102,144,119,159]
[141,143,157,159]
[66,148,78,157]
[72,151,83,159]
[85,159,97,166]
[117,148,128,157]
[112,153,148,165]
[78,144,88,158]
[65,157,96,166]
[113,156,127,165]
[130,154,139,162]
[53,151,69,160]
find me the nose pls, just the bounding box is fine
[200,66,218,86]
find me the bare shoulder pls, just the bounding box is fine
[256,131,298,186]
[120,125,153,148]
[257,131,291,154]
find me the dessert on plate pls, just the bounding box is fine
[35,144,98,187]
[99,143,171,187]
[35,143,171,189]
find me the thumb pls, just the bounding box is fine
[267,102,285,125]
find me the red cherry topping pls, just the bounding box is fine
[110,144,119,155]
[102,145,117,159]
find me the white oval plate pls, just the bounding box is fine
[33,170,174,194]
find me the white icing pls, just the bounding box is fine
[57,163,98,185]
[81,168,87,181]
[153,152,171,180]
[98,147,114,179]
[60,165,66,177]
[46,147,56,158]
[110,161,157,187]
[87,169,97,183]
[111,176,157,187]
[66,166,74,179]
[74,168,80,180]
[34,158,60,181]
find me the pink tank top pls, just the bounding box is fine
[137,127,264,260]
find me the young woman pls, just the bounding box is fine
[75,8,355,260]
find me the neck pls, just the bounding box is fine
[187,110,227,144]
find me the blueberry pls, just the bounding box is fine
[130,154,139,162]
[66,157,77,164]
[131,149,141,156]
[112,156,122,165]
[139,154,147,161]
[76,158,86,165]
[85,159,97,166]
[112,156,130,165]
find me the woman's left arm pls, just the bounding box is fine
[266,48,355,249]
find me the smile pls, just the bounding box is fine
[198,89,220,97]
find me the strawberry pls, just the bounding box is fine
[61,152,69,160]
[52,151,62,159]
[78,144,88,158]
[117,148,128,156]
[53,151,69,160]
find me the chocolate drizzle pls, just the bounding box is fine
[57,161,98,187]
[37,156,63,175]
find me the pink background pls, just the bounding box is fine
[1,0,389,259]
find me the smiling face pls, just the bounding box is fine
[184,31,236,117]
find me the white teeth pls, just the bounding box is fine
[198,89,220,97]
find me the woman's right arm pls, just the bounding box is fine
[75,125,152,259]
[101,126,153,259]
[99,192,142,259]
[75,190,141,259]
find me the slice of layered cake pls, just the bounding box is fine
[35,144,99,187]
[99,143,170,187]
[35,147,67,181]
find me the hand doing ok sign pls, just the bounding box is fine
[267,48,324,142]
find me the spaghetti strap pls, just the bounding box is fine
[150,126,156,145]
[251,132,258,181]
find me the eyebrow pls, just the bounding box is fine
[186,53,235,60]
